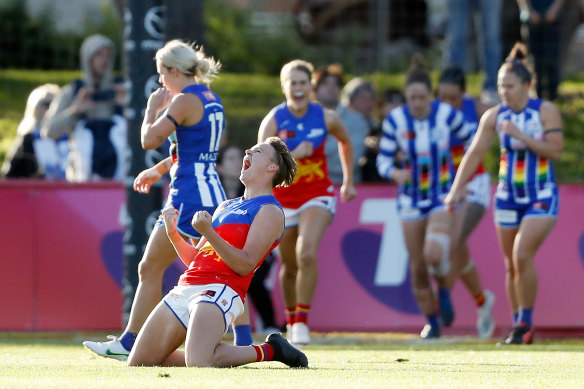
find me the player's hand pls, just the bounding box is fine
[161,206,179,236]
[192,210,212,235]
[499,120,525,142]
[133,167,162,194]
[390,168,411,185]
[113,83,128,106]
[444,188,467,213]
[340,183,357,202]
[146,87,172,114]
[292,141,313,159]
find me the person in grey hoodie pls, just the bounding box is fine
[42,34,127,182]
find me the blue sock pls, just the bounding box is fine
[119,331,137,351]
[427,314,440,328]
[513,312,519,326]
[438,288,451,303]
[233,324,253,346]
[518,307,533,327]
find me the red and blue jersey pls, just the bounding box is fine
[178,195,283,300]
[271,102,334,209]
[449,96,485,175]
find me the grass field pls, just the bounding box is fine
[1,332,583,388]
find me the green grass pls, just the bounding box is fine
[1,332,584,388]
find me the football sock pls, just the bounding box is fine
[119,331,137,351]
[438,288,451,303]
[513,312,519,326]
[233,324,253,346]
[294,303,310,324]
[427,314,440,328]
[474,291,486,307]
[285,306,296,327]
[252,343,275,362]
[518,307,533,328]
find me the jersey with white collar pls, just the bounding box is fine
[377,100,467,208]
[271,102,334,209]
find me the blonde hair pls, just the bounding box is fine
[280,59,314,83]
[17,84,60,135]
[155,40,221,85]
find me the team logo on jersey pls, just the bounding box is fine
[278,129,292,140]
[232,209,247,215]
[202,91,216,101]
[401,130,416,140]
[295,159,325,182]
[297,123,304,131]
[199,244,222,262]
[221,299,228,306]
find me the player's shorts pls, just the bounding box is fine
[154,194,219,239]
[163,283,244,333]
[494,191,559,228]
[464,172,491,208]
[397,194,446,222]
[283,195,336,228]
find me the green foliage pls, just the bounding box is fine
[0,0,121,70]
[203,0,303,75]
[1,70,583,183]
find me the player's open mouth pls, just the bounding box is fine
[243,159,251,170]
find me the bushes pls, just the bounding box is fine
[0,0,121,70]
[1,70,583,183]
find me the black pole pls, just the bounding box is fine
[122,0,165,324]
[164,0,204,44]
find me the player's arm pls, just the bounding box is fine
[447,106,498,208]
[133,156,173,194]
[161,205,198,267]
[194,205,284,276]
[326,109,355,186]
[501,101,563,161]
[326,108,356,201]
[258,111,278,142]
[142,91,193,149]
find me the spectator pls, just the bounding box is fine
[445,0,502,104]
[312,63,344,110]
[217,145,246,199]
[322,76,375,184]
[42,34,127,182]
[519,0,565,100]
[2,84,68,179]
[362,88,405,183]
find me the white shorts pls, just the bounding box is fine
[464,172,491,208]
[283,195,336,228]
[163,283,244,333]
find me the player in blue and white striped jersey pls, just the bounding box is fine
[84,40,227,360]
[377,55,468,339]
[445,43,563,345]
